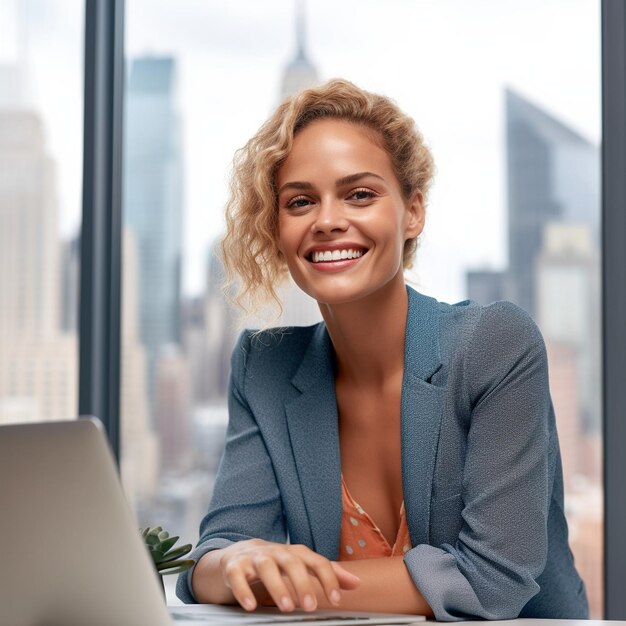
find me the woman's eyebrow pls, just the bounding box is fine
[278,171,385,195]
[335,171,385,186]
[277,181,314,194]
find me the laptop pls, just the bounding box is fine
[0,418,425,626]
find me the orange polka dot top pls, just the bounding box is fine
[339,475,412,560]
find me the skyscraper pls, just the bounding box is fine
[536,223,601,433]
[119,227,158,502]
[505,88,599,317]
[0,111,60,340]
[0,107,77,424]
[124,56,183,390]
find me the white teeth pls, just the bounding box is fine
[311,249,364,263]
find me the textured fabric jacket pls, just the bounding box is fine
[177,287,588,620]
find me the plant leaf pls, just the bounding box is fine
[156,559,195,574]
[146,533,161,546]
[160,544,193,563]
[159,565,194,576]
[157,535,179,554]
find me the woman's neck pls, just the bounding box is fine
[318,273,409,388]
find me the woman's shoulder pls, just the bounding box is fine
[456,299,542,347]
[415,290,546,384]
[230,322,327,377]
[420,287,542,344]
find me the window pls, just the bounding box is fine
[0,0,84,425]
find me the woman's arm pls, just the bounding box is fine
[194,540,432,616]
[191,548,236,605]
[314,557,433,616]
[247,553,433,615]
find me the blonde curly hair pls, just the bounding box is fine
[221,78,435,314]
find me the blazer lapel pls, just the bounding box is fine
[402,287,445,547]
[284,324,342,560]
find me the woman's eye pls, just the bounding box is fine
[349,188,376,202]
[286,196,312,209]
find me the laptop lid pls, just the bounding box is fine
[0,418,171,626]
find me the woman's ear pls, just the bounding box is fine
[405,190,425,239]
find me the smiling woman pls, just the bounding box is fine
[176,79,589,621]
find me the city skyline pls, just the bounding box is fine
[0,0,601,303]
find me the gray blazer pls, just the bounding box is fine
[177,287,588,620]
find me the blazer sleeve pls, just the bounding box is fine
[404,302,553,620]
[176,330,287,604]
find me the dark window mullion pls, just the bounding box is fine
[78,0,125,461]
[602,0,626,619]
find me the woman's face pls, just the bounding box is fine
[275,119,424,306]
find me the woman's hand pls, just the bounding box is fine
[218,539,360,612]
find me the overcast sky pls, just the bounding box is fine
[2,0,601,302]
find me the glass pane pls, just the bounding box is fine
[123,0,602,613]
[0,0,84,424]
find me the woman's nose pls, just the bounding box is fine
[311,198,349,234]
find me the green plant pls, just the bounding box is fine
[141,526,195,578]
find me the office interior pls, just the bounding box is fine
[0,0,624,619]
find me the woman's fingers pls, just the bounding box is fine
[252,554,298,612]
[300,551,344,606]
[222,559,258,611]
[274,549,323,610]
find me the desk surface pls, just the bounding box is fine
[168,605,626,625]
[440,622,626,625]
[168,594,624,624]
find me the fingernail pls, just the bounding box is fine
[243,597,255,611]
[330,589,341,605]
[303,594,316,611]
[280,596,293,611]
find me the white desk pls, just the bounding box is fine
[438,622,626,625]
[168,605,626,625]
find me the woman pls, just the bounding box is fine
[176,79,588,620]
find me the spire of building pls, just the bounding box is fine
[295,0,306,60]
[279,0,319,99]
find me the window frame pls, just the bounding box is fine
[78,0,125,460]
[601,0,626,618]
